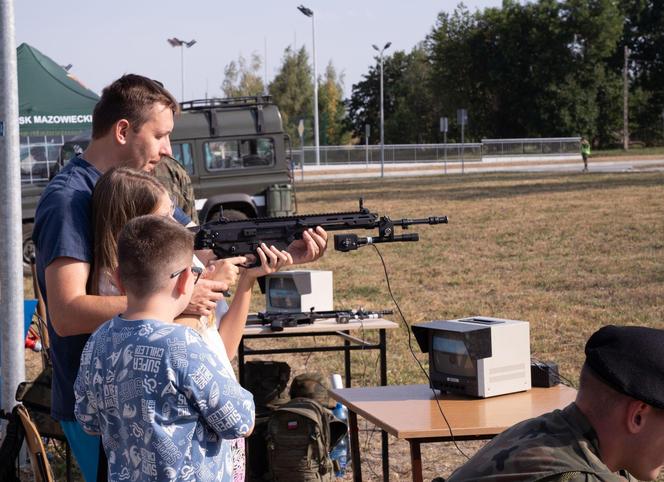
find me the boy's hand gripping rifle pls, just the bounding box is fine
[192,199,448,265]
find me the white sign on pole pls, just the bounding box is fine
[439,117,448,133]
[456,109,468,126]
[297,118,305,138]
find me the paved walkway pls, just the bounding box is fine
[293,156,664,182]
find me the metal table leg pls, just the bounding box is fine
[349,410,362,482]
[409,440,423,482]
[380,329,389,481]
[344,331,352,387]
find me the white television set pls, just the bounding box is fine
[412,316,532,398]
[264,270,333,313]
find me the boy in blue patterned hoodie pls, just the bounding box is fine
[75,215,254,481]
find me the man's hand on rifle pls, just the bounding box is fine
[287,227,328,265]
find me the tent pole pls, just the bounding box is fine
[0,0,26,415]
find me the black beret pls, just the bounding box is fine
[585,325,664,409]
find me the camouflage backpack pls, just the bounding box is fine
[266,373,347,482]
[267,397,335,481]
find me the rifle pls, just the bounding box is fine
[192,199,447,265]
[247,308,394,332]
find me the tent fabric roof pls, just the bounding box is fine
[18,43,99,136]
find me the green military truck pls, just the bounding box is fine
[171,96,294,221]
[21,95,296,268]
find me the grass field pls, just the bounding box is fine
[594,145,664,158]
[254,170,664,480]
[24,170,664,480]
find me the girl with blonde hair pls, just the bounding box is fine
[90,167,293,480]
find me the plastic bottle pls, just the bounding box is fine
[329,374,350,477]
[330,402,349,477]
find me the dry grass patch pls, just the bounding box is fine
[256,171,664,480]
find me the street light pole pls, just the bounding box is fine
[167,37,197,102]
[0,0,27,413]
[373,42,391,178]
[297,5,320,166]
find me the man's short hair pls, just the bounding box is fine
[117,215,193,298]
[91,74,179,139]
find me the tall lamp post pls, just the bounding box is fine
[297,5,320,166]
[372,42,391,178]
[167,37,197,102]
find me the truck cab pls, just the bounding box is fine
[171,96,295,221]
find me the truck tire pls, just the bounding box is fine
[23,223,35,275]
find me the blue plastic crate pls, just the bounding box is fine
[24,299,38,337]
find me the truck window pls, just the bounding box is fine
[205,140,241,170]
[204,138,275,171]
[21,144,57,183]
[172,142,194,175]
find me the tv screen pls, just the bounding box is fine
[432,333,476,378]
[267,276,301,310]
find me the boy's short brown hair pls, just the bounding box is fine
[91,74,179,139]
[117,215,194,298]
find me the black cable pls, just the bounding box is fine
[371,245,471,461]
[361,420,382,480]
[302,335,316,369]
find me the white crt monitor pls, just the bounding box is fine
[412,316,531,398]
[264,270,333,313]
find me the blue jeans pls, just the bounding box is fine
[60,421,100,481]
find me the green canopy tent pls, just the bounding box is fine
[18,43,99,136]
[17,43,98,182]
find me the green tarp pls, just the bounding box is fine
[18,43,99,136]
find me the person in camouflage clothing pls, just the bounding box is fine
[447,325,664,482]
[154,154,198,224]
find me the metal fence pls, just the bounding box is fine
[482,137,581,156]
[293,138,580,166]
[295,143,482,166]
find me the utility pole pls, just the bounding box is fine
[167,37,197,102]
[373,42,392,178]
[297,5,320,166]
[623,45,629,151]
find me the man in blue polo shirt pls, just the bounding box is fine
[33,74,328,481]
[32,75,204,480]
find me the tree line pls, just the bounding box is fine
[222,0,664,148]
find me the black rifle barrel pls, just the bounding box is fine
[392,216,448,227]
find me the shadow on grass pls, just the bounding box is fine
[297,172,664,204]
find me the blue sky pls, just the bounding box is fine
[15,0,501,101]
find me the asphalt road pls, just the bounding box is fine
[296,157,664,182]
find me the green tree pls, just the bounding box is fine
[269,46,313,147]
[610,0,664,145]
[221,52,265,98]
[318,62,352,145]
[348,45,436,144]
[426,0,623,144]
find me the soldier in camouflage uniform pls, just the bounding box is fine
[447,325,664,482]
[154,154,198,224]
